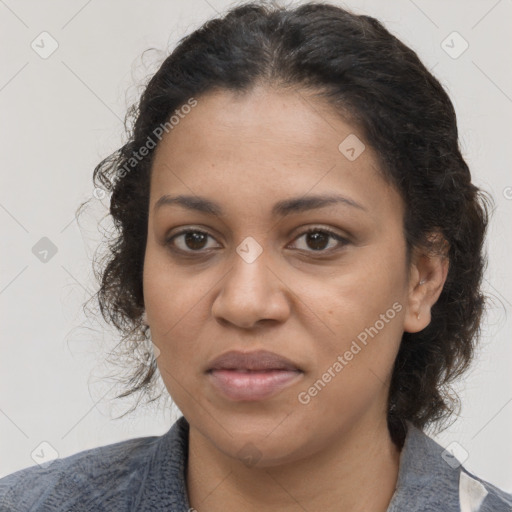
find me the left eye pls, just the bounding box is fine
[290,228,349,253]
[166,227,349,254]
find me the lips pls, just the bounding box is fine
[206,349,301,372]
[206,350,304,401]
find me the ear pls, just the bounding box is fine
[403,231,450,333]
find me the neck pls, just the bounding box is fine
[186,413,402,512]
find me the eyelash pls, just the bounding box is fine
[165,227,350,256]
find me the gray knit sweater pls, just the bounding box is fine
[1,416,510,511]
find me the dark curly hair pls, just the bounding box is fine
[77,0,493,448]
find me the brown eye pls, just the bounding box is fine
[304,231,330,250]
[165,226,349,257]
[183,231,208,250]
[290,228,349,253]
[166,229,219,253]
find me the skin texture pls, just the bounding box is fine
[142,84,449,511]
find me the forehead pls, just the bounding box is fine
[154,86,365,162]
[149,86,402,223]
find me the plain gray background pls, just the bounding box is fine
[1,0,511,492]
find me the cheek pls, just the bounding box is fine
[299,250,406,392]
[310,255,406,334]
[296,301,404,425]
[143,246,207,325]
[142,252,205,365]
[143,260,207,408]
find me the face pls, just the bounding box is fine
[143,85,416,466]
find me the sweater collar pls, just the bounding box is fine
[386,420,460,511]
[146,416,462,511]
[136,415,191,511]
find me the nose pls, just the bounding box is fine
[211,247,291,329]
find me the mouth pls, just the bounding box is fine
[207,368,303,401]
[206,350,304,401]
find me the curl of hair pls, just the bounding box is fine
[77,0,493,447]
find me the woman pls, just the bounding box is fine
[1,1,510,510]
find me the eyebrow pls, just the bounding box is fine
[154,193,367,218]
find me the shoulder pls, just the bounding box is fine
[0,433,161,512]
[388,421,512,511]
[458,465,512,512]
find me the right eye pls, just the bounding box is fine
[165,229,221,254]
